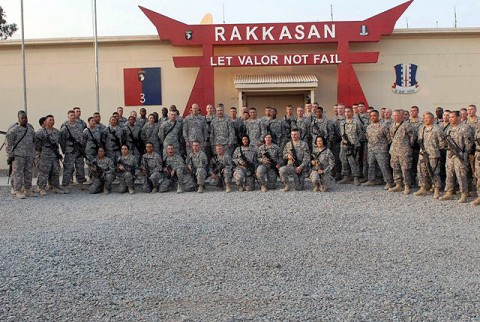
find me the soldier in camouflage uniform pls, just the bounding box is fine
[135,108,148,130]
[183,103,208,156]
[123,115,143,163]
[229,106,246,155]
[409,106,423,186]
[93,112,107,132]
[471,123,480,206]
[294,106,311,149]
[88,147,115,194]
[35,115,64,196]
[415,112,443,199]
[332,104,345,180]
[83,117,103,161]
[6,111,37,199]
[466,104,478,192]
[279,129,310,191]
[233,135,258,191]
[140,142,163,193]
[102,116,124,165]
[159,111,183,158]
[363,110,394,189]
[73,107,87,130]
[211,105,236,156]
[355,103,370,183]
[382,109,394,128]
[310,107,338,149]
[161,144,194,193]
[210,144,234,192]
[256,134,282,192]
[141,114,161,154]
[204,104,216,160]
[310,136,335,192]
[60,110,87,193]
[262,108,283,147]
[116,145,138,194]
[245,107,264,148]
[186,140,209,193]
[338,107,362,186]
[439,111,474,203]
[116,107,128,127]
[388,109,416,195]
[281,105,296,153]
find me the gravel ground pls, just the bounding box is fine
[0,182,479,321]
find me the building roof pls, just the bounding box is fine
[234,74,318,85]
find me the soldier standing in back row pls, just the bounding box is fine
[183,103,208,156]
[159,111,183,158]
[6,111,36,199]
[103,115,124,165]
[471,123,480,206]
[211,105,236,156]
[338,106,362,186]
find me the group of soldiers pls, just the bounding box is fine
[4,102,480,206]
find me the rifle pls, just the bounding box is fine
[141,155,153,190]
[419,127,435,183]
[211,156,226,189]
[44,129,64,164]
[444,133,470,167]
[89,159,105,180]
[262,150,280,177]
[289,140,301,168]
[311,151,325,185]
[342,122,356,158]
[162,159,178,182]
[0,131,6,135]
[186,156,198,186]
[127,126,142,155]
[108,127,122,151]
[239,146,256,176]
[0,130,7,151]
[117,157,135,176]
[65,124,88,160]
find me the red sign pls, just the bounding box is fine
[140,1,413,116]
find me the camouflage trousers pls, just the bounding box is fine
[106,150,121,166]
[279,165,306,191]
[117,171,135,191]
[256,164,278,189]
[159,169,195,192]
[475,152,480,194]
[210,169,233,187]
[12,155,34,192]
[417,156,441,188]
[89,172,115,194]
[62,151,86,186]
[234,167,256,190]
[340,145,360,177]
[142,171,163,193]
[37,155,61,190]
[390,153,412,186]
[445,155,469,193]
[310,170,333,187]
[368,149,393,184]
[191,168,207,186]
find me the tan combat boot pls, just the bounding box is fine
[384,182,394,190]
[471,197,480,206]
[319,184,327,192]
[362,180,376,187]
[313,183,319,192]
[151,185,159,193]
[388,182,403,192]
[414,185,428,197]
[403,185,411,195]
[197,185,204,193]
[24,190,38,198]
[260,185,267,193]
[353,177,361,186]
[128,187,135,195]
[177,183,184,194]
[338,176,351,184]
[225,183,232,193]
[458,192,468,203]
[15,191,26,199]
[39,189,48,197]
[433,188,440,199]
[439,190,454,201]
[282,182,290,192]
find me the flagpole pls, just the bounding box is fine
[92,0,100,113]
[20,0,27,113]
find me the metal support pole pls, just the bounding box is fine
[93,0,100,113]
[20,0,27,113]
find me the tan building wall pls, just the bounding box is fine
[1,29,479,169]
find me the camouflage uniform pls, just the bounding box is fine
[355,114,369,179]
[416,124,443,189]
[141,123,161,154]
[233,145,258,191]
[310,147,335,190]
[389,121,416,188]
[204,115,215,160]
[135,116,147,130]
[280,116,296,152]
[261,117,283,146]
[280,139,310,190]
[88,157,115,194]
[211,116,236,156]
[409,117,423,185]
[339,119,362,178]
[474,125,480,197]
[102,125,124,164]
[159,120,183,158]
[161,154,194,193]
[123,123,143,161]
[183,114,208,155]
[256,143,282,190]
[210,153,234,188]
[465,117,479,190]
[116,154,138,193]
[245,118,263,147]
[186,151,209,187]
[6,124,36,193]
[443,124,473,194]
[331,116,344,179]
[60,122,86,187]
[230,117,245,154]
[293,117,311,148]
[310,118,338,148]
[35,127,62,191]
[118,116,128,128]
[366,121,393,184]
[439,123,451,185]
[141,152,163,193]
[83,126,103,162]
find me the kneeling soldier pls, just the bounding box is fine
[186,140,209,193]
[116,145,137,194]
[89,147,115,194]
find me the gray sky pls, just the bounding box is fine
[1,0,479,39]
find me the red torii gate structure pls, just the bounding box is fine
[140,1,413,117]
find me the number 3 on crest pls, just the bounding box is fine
[140,93,146,104]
